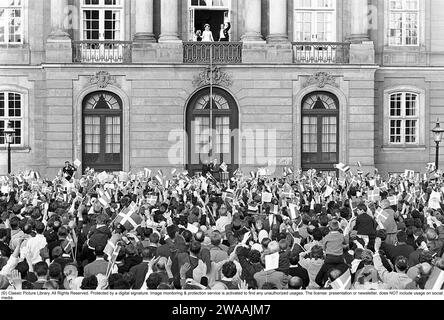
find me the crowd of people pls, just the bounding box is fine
[0,162,444,291]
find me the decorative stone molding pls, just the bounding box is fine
[89,71,117,88]
[193,66,233,88]
[303,72,339,88]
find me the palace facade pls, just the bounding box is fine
[0,0,443,177]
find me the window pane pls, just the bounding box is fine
[390,120,402,143]
[390,93,402,116]
[405,93,417,116]
[0,9,5,43]
[215,116,230,154]
[389,0,419,46]
[10,120,21,144]
[0,120,4,145]
[405,119,417,143]
[9,8,21,42]
[302,116,318,153]
[84,116,101,154]
[0,93,4,117]
[194,117,210,154]
[105,116,120,154]
[8,92,21,117]
[322,116,337,153]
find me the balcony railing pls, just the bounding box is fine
[72,41,132,63]
[183,42,243,64]
[292,42,350,64]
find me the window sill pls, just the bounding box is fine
[0,146,31,153]
[0,43,27,48]
[381,145,426,152]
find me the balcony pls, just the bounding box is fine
[292,42,350,64]
[183,42,243,64]
[72,41,132,63]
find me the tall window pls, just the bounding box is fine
[0,0,23,44]
[188,0,231,41]
[83,91,122,172]
[388,0,419,46]
[0,92,22,146]
[293,0,336,42]
[186,87,239,176]
[301,92,339,171]
[191,0,229,7]
[388,92,419,144]
[81,0,123,41]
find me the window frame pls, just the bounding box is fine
[0,0,24,45]
[293,0,337,42]
[0,89,26,148]
[386,0,422,47]
[383,87,425,148]
[80,0,125,41]
[189,0,231,9]
[301,91,340,171]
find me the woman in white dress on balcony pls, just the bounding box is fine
[202,24,214,42]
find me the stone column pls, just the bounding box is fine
[134,0,155,42]
[159,0,181,42]
[49,0,70,39]
[348,0,374,64]
[241,0,264,42]
[46,0,72,63]
[267,0,288,42]
[349,0,369,43]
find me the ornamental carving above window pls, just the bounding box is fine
[193,66,233,88]
[303,72,339,88]
[89,71,117,89]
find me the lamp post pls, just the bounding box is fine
[432,119,444,171]
[4,121,15,174]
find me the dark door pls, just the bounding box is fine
[195,9,227,41]
[82,91,123,172]
[301,92,339,171]
[186,87,239,177]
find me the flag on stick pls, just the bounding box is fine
[330,269,352,290]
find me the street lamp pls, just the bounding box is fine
[432,119,444,171]
[4,121,15,174]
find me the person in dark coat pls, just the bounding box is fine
[219,22,231,42]
[353,202,377,250]
[382,230,415,265]
[288,252,310,289]
[129,247,154,289]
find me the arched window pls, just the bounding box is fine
[186,87,238,176]
[82,91,122,172]
[301,91,339,171]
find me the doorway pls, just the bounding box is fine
[190,9,228,41]
[186,87,239,176]
[82,91,123,172]
[301,92,339,171]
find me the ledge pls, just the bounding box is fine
[381,146,426,152]
[0,147,32,153]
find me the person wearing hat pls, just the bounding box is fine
[201,24,214,42]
